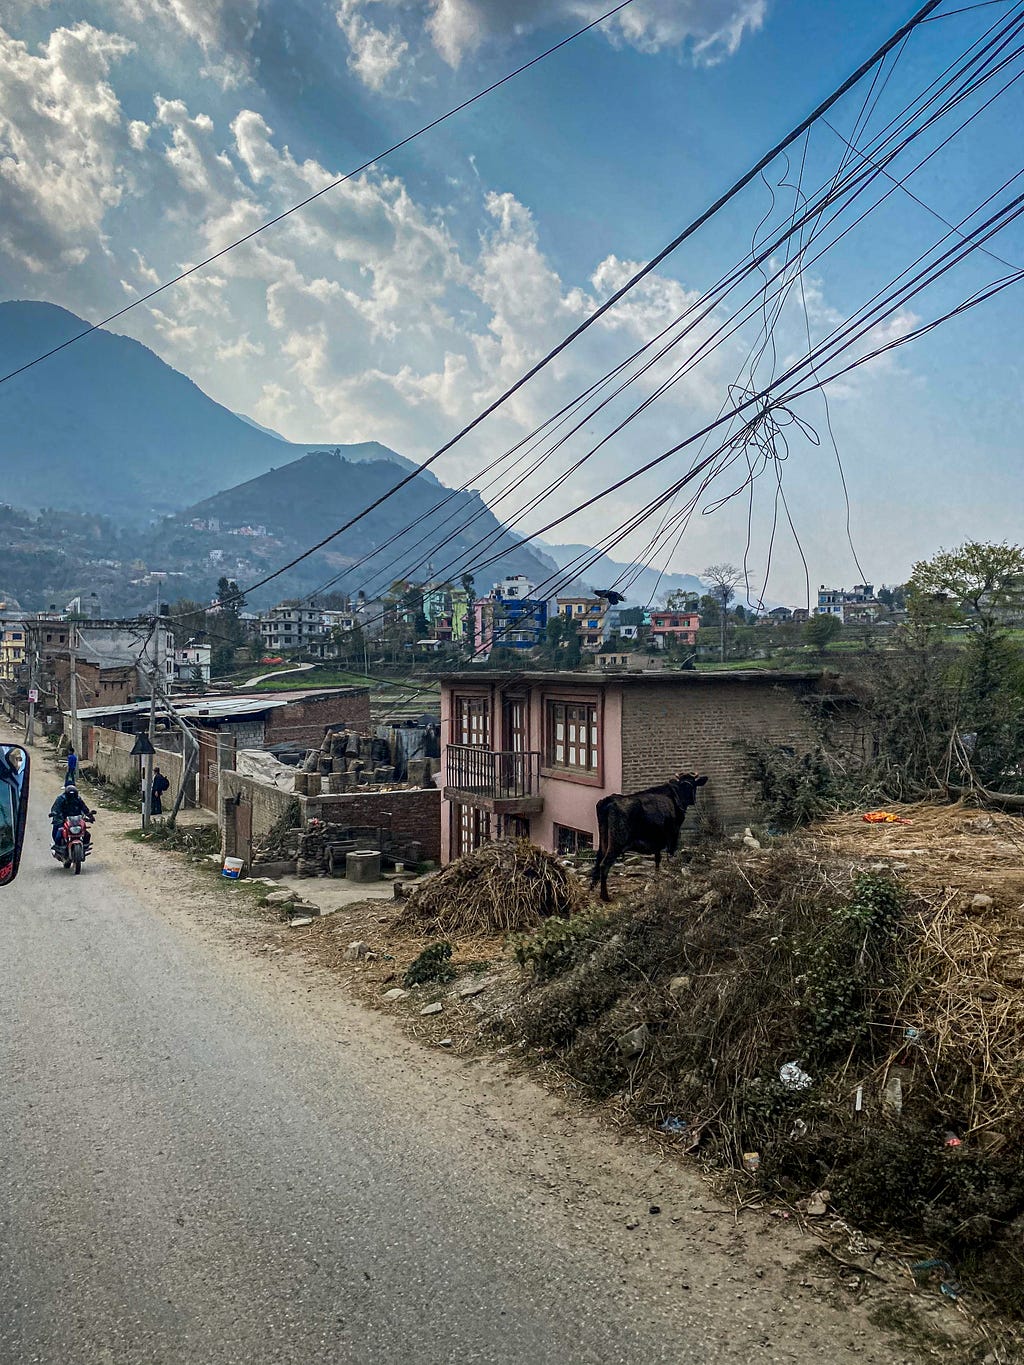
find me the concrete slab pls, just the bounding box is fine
[272,874,395,915]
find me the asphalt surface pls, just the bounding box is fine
[0,762,702,1365]
[4,753,917,1359]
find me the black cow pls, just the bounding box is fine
[591,773,708,902]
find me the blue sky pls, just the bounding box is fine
[1,0,1022,606]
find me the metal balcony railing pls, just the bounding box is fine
[446,744,540,800]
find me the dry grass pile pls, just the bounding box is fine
[501,823,1024,1314]
[810,802,1024,1137]
[809,800,1024,899]
[396,838,588,937]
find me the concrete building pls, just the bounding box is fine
[258,605,328,653]
[554,596,608,651]
[649,609,700,647]
[816,584,882,624]
[474,592,548,658]
[439,668,834,860]
[173,641,213,686]
[0,620,26,681]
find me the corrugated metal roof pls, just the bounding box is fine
[71,685,368,724]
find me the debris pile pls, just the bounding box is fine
[502,812,1024,1314]
[397,839,587,937]
[292,726,440,795]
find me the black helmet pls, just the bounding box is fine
[65,783,77,795]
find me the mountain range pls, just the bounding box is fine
[0,300,416,519]
[0,299,703,613]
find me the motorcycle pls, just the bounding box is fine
[53,812,94,874]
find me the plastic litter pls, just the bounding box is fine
[659,1117,690,1137]
[742,1151,761,1175]
[882,1075,903,1115]
[944,1132,963,1148]
[863,810,913,825]
[911,1258,962,1299]
[779,1061,812,1091]
[904,1026,921,1042]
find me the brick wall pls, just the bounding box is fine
[306,788,441,862]
[619,680,821,829]
[263,690,372,749]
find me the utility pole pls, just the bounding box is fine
[25,627,38,747]
[69,630,80,753]
[142,625,158,830]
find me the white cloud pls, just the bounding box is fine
[424,0,766,66]
[118,0,258,87]
[128,118,151,150]
[0,21,136,272]
[337,1,410,91]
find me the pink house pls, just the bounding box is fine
[649,610,700,646]
[439,668,828,861]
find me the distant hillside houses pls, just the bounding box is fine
[816,583,886,625]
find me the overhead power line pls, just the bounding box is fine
[0,0,639,390]
[166,0,947,616]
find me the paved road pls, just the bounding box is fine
[241,663,315,687]
[1,764,689,1365]
[0,753,902,1365]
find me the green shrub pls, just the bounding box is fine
[511,909,609,981]
[403,941,454,987]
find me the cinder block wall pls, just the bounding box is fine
[619,681,820,829]
[306,789,441,862]
[219,771,301,860]
[264,691,372,749]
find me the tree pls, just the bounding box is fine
[540,614,582,670]
[459,573,477,654]
[907,541,1024,635]
[215,577,246,646]
[804,613,843,653]
[698,594,720,628]
[702,563,744,663]
[876,583,906,611]
[210,642,237,677]
[664,589,699,612]
[908,541,1024,789]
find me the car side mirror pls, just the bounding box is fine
[0,745,30,887]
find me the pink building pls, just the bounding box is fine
[439,668,829,861]
[649,610,700,646]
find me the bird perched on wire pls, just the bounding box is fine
[594,589,625,605]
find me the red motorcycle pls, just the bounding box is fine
[54,812,93,874]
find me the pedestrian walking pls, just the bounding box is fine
[151,767,170,817]
[65,744,78,786]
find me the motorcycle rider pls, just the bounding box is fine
[50,783,94,851]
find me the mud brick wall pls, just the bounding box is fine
[305,788,441,862]
[619,681,820,830]
[87,725,187,800]
[263,691,372,749]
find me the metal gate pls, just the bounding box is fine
[198,731,219,812]
[235,797,253,869]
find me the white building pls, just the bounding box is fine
[492,574,536,600]
[173,641,213,686]
[258,604,328,652]
[816,583,881,624]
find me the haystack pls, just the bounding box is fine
[396,839,587,937]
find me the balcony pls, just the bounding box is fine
[443,744,544,815]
